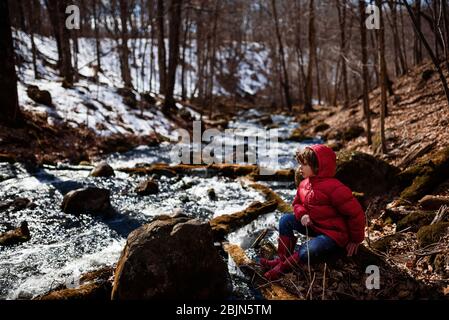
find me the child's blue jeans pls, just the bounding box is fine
[279,213,340,264]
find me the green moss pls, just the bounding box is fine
[288,127,314,142]
[417,222,449,248]
[396,211,436,232]
[398,147,449,202]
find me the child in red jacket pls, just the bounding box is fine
[260,144,366,281]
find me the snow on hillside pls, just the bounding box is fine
[12,31,270,139]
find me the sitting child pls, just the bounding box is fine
[260,144,366,280]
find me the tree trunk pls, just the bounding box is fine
[271,0,292,111]
[28,0,39,79]
[336,0,348,108]
[163,0,183,112]
[413,0,423,65]
[93,0,102,72]
[47,0,74,85]
[304,0,315,113]
[156,0,166,95]
[180,3,190,101]
[359,0,372,146]
[119,0,132,88]
[403,0,449,108]
[377,0,387,154]
[46,0,63,68]
[0,0,22,125]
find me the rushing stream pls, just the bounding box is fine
[0,110,321,299]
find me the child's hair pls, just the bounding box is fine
[297,147,319,174]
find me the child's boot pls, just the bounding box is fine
[259,235,297,270]
[263,251,301,281]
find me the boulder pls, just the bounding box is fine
[61,187,113,216]
[313,122,330,133]
[417,222,449,248]
[325,125,365,142]
[111,215,230,299]
[135,179,159,195]
[207,188,217,201]
[89,162,115,177]
[0,197,36,212]
[288,127,314,142]
[335,151,400,197]
[0,221,31,246]
[396,211,436,232]
[398,147,449,202]
[418,195,449,210]
[26,85,53,107]
[117,87,137,109]
[140,92,156,105]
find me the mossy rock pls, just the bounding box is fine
[396,211,436,232]
[341,125,364,141]
[398,147,449,202]
[295,114,312,125]
[288,127,314,142]
[327,125,365,142]
[371,233,406,253]
[416,222,449,248]
[313,122,330,133]
[335,151,400,197]
[325,140,344,152]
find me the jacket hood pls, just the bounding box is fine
[309,144,336,178]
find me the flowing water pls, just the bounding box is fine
[0,110,321,299]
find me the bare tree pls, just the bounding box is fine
[403,0,449,108]
[271,0,292,111]
[304,0,316,113]
[336,0,348,108]
[377,0,387,154]
[359,0,372,146]
[118,0,132,88]
[0,0,22,125]
[164,0,183,112]
[156,0,166,95]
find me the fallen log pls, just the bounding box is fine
[210,200,277,240]
[223,243,298,300]
[118,162,294,181]
[245,181,292,213]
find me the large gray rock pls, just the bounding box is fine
[89,162,115,177]
[0,221,31,246]
[26,85,52,107]
[135,179,159,195]
[111,215,231,299]
[61,187,113,216]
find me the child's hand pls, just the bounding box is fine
[300,214,313,227]
[346,242,360,256]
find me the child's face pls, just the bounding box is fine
[299,162,315,178]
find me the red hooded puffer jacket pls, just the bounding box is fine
[292,145,365,247]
